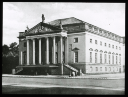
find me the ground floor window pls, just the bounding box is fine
[105,67,107,71]
[74,51,78,63]
[109,67,111,71]
[96,67,98,71]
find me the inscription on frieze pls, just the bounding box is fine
[29,25,53,34]
[63,24,85,32]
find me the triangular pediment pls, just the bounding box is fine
[26,22,61,34]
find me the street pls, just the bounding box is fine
[2,76,125,94]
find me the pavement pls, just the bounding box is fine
[2,73,125,79]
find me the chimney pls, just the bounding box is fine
[42,14,45,23]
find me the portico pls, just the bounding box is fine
[25,31,67,73]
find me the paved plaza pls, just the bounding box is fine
[2,73,125,94]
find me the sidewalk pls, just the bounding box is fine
[2,73,125,79]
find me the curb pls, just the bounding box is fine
[63,77,108,79]
[2,75,124,79]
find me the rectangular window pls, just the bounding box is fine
[90,39,92,43]
[95,53,97,63]
[74,38,78,43]
[119,47,121,50]
[112,45,114,48]
[96,67,98,71]
[109,44,110,48]
[100,41,102,46]
[95,40,97,44]
[105,43,106,46]
[116,46,117,49]
[100,53,102,63]
[74,52,78,63]
[109,67,111,71]
[90,52,92,63]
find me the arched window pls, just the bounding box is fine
[116,56,118,64]
[112,55,114,64]
[90,52,92,63]
[95,53,97,63]
[104,54,107,63]
[100,53,102,63]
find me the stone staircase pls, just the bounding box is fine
[64,64,78,73]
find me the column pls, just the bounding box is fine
[21,51,22,65]
[53,36,56,64]
[65,37,68,64]
[39,38,42,64]
[60,36,63,75]
[60,36,63,64]
[33,39,35,65]
[27,39,29,65]
[46,37,49,64]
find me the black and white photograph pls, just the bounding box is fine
[2,2,125,95]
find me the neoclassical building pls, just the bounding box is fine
[15,14,125,75]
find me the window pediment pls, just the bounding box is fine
[72,47,79,51]
[95,49,98,52]
[104,51,107,53]
[89,48,93,51]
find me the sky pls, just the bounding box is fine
[3,2,125,46]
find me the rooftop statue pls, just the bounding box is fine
[42,14,45,23]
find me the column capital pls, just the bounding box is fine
[37,37,42,40]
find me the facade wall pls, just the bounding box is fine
[85,31,123,73]
[67,33,86,64]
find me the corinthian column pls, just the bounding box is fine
[39,38,41,64]
[53,36,56,64]
[32,39,35,65]
[46,37,49,64]
[27,39,29,65]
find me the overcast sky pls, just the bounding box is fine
[3,2,125,46]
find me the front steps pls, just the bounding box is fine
[64,64,79,73]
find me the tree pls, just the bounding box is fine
[2,42,19,74]
[2,44,9,57]
[9,42,19,57]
